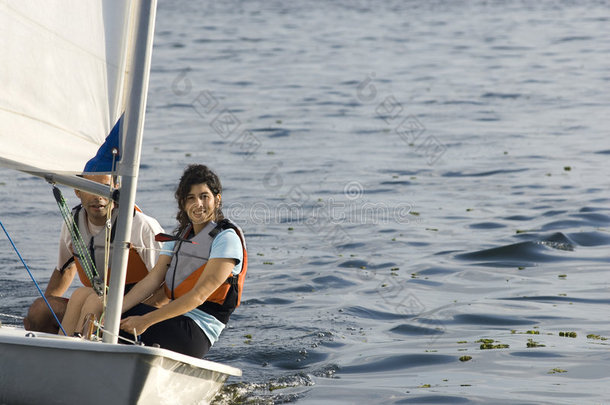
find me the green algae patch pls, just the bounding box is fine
[526,338,545,348]
[477,339,509,350]
[512,329,540,335]
[586,334,608,341]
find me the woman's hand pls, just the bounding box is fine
[120,315,151,336]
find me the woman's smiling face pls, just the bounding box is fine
[184,183,220,230]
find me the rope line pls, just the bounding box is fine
[52,186,104,296]
[92,319,140,345]
[0,219,68,336]
[100,148,120,330]
[0,312,24,321]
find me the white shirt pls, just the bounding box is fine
[56,208,164,276]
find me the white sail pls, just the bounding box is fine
[0,0,131,174]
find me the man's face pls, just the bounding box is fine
[75,175,113,225]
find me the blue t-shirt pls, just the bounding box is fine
[161,228,243,344]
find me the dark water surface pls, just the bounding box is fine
[2,1,610,404]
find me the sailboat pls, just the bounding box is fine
[0,1,241,404]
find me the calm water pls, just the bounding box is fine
[2,1,610,403]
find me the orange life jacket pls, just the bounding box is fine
[164,219,247,324]
[71,205,149,288]
[74,248,148,287]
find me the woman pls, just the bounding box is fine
[63,164,247,358]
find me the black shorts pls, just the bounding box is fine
[119,304,212,358]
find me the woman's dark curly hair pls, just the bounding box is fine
[174,164,224,234]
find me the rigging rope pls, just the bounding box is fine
[91,319,141,345]
[0,312,24,321]
[100,194,114,337]
[99,149,120,333]
[0,219,68,336]
[52,186,104,297]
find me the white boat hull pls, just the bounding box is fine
[0,326,241,405]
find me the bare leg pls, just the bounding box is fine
[61,287,96,336]
[74,292,104,334]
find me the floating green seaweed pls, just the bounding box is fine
[477,339,509,350]
[526,339,545,348]
[586,334,608,341]
[512,330,540,335]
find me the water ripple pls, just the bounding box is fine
[340,354,454,374]
[442,169,528,177]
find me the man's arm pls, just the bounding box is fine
[44,263,77,297]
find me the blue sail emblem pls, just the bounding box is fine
[83,115,123,173]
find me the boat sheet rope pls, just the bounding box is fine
[0,312,24,321]
[52,186,104,297]
[100,194,114,333]
[0,219,68,336]
[89,319,141,345]
[100,150,118,319]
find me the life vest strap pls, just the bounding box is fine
[208,218,232,238]
[59,257,75,273]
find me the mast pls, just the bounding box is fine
[103,0,157,344]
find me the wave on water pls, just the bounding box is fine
[454,236,574,268]
[441,168,528,178]
[393,395,473,404]
[339,353,454,374]
[455,221,610,268]
[0,280,37,325]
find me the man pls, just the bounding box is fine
[23,174,166,333]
